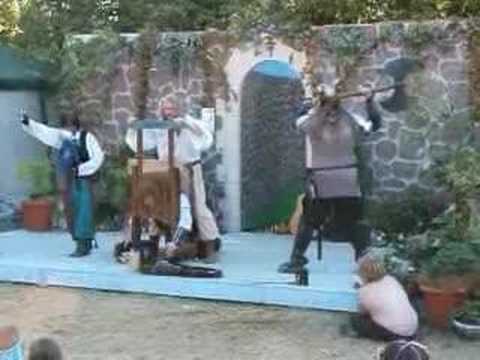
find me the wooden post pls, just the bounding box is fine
[131,128,144,249]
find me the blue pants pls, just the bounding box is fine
[72,178,95,241]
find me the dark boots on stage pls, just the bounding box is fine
[69,239,91,257]
[277,221,371,273]
[278,219,315,274]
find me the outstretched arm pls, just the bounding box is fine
[22,115,70,149]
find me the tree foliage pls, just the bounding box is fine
[0,0,21,38]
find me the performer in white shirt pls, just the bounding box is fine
[22,113,104,257]
[126,99,221,261]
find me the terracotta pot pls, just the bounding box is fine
[420,284,467,329]
[21,198,53,231]
[0,326,22,359]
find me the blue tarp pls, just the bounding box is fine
[252,60,300,80]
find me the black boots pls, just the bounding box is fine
[278,216,314,274]
[69,239,91,257]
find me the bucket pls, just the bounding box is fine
[0,327,23,360]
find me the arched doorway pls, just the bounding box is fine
[240,60,304,230]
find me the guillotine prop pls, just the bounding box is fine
[128,118,182,270]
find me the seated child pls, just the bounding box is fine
[351,255,419,341]
[377,340,429,360]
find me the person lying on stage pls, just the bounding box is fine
[125,99,221,262]
[114,190,197,265]
[21,112,104,257]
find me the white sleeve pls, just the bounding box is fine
[177,193,193,231]
[22,118,70,149]
[78,133,105,176]
[125,128,159,152]
[347,111,373,133]
[182,115,213,152]
[295,108,317,132]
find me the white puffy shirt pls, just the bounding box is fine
[125,115,213,166]
[22,119,104,177]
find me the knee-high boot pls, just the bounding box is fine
[278,215,315,273]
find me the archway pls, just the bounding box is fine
[240,60,304,230]
[221,38,307,231]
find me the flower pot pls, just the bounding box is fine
[420,284,467,329]
[453,317,480,339]
[21,198,53,231]
[0,326,22,359]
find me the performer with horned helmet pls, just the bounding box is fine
[278,80,383,273]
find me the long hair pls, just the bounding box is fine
[378,340,429,360]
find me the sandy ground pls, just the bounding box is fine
[0,284,477,360]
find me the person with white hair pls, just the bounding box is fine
[278,83,382,273]
[125,99,221,262]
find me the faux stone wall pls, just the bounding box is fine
[75,21,474,231]
[75,32,227,230]
[317,22,472,195]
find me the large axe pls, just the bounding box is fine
[337,58,423,112]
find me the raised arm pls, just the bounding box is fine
[78,133,105,176]
[179,114,213,152]
[366,97,382,132]
[22,116,70,149]
[343,96,383,134]
[295,105,317,133]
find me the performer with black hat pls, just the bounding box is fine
[21,111,104,257]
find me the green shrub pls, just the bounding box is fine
[17,154,55,198]
[366,187,442,240]
[94,152,129,230]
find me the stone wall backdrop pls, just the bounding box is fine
[74,31,228,230]
[73,20,474,231]
[306,22,473,196]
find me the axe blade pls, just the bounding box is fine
[380,57,423,113]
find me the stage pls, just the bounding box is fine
[0,231,358,312]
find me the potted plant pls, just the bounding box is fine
[453,298,480,339]
[414,147,480,329]
[17,155,55,231]
[417,232,480,329]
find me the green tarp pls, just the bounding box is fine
[0,45,48,90]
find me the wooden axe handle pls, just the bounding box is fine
[338,83,403,100]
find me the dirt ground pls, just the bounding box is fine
[0,284,477,360]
